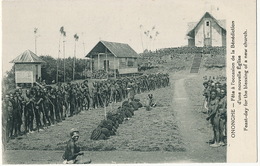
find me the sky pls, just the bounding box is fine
[2,0,228,74]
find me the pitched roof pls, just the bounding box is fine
[187,12,226,37]
[86,40,139,58]
[10,50,46,63]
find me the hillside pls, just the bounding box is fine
[138,46,226,73]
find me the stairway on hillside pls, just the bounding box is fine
[190,54,202,73]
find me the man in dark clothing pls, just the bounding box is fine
[63,129,91,164]
[69,86,77,117]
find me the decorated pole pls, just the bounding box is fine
[63,39,66,82]
[114,55,116,79]
[105,48,108,79]
[34,28,38,54]
[57,34,61,84]
[139,25,144,52]
[73,34,79,81]
[91,54,93,79]
[62,30,66,83]
[82,32,86,79]
[104,98,107,120]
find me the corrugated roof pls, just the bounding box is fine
[187,12,226,37]
[86,41,139,58]
[10,50,45,63]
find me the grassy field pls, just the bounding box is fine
[4,67,227,164]
[6,85,185,152]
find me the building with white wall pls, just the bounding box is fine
[10,50,45,86]
[187,12,226,47]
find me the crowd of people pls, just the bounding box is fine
[2,73,170,142]
[203,79,227,147]
[90,99,143,140]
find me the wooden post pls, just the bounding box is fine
[63,40,66,82]
[104,98,107,120]
[91,54,93,79]
[105,48,108,79]
[114,56,116,79]
[31,65,33,87]
[73,41,76,81]
[98,53,100,70]
[57,37,61,84]
[118,58,120,76]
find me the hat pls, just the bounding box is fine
[203,81,208,86]
[70,128,79,137]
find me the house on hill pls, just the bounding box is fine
[10,49,45,86]
[85,40,139,74]
[187,12,226,47]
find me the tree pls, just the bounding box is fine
[40,55,57,84]
[2,66,16,95]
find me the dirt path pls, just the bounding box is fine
[171,73,226,162]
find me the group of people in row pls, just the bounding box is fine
[203,80,227,147]
[90,99,143,140]
[2,73,170,142]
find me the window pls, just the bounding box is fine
[127,60,134,67]
[206,21,210,26]
[119,58,126,67]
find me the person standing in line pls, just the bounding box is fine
[206,89,220,147]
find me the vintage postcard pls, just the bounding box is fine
[0,0,257,164]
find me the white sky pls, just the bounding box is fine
[2,0,228,74]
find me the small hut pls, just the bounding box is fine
[85,40,139,75]
[10,50,45,87]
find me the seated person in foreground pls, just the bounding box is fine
[63,128,91,164]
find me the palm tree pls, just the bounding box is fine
[139,25,144,52]
[144,30,150,51]
[56,27,63,83]
[60,27,66,82]
[149,35,153,51]
[73,33,79,81]
[34,28,38,54]
[153,31,159,51]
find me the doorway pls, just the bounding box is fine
[104,60,109,71]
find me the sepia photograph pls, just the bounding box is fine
[1,0,257,164]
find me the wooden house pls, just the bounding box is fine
[85,41,139,74]
[10,50,45,86]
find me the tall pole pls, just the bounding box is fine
[91,54,93,79]
[73,41,76,81]
[105,48,108,79]
[114,56,116,79]
[139,25,144,52]
[83,42,86,79]
[63,39,66,82]
[35,35,37,55]
[98,53,100,70]
[60,27,66,83]
[106,53,108,79]
[82,32,86,79]
[34,28,38,55]
[57,36,61,83]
